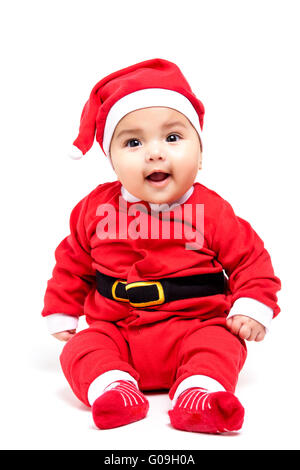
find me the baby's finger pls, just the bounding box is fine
[53,331,75,341]
[255,330,266,342]
[59,333,71,341]
[228,317,243,336]
[238,324,251,340]
[64,331,76,341]
[247,328,259,341]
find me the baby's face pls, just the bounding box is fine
[109,107,202,204]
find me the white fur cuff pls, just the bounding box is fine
[45,313,79,334]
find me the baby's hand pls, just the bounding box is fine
[226,315,266,342]
[52,329,76,341]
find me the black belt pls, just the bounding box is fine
[96,270,226,308]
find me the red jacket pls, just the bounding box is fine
[42,181,281,329]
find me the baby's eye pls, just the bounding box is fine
[125,138,141,148]
[166,134,181,142]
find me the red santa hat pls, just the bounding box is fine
[69,58,205,160]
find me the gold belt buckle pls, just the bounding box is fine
[111,280,129,302]
[125,281,165,307]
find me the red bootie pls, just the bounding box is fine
[169,387,244,434]
[92,380,149,429]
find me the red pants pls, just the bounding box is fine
[60,316,247,407]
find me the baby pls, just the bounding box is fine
[42,58,281,433]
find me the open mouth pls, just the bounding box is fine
[146,172,170,182]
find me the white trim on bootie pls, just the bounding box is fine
[172,375,226,407]
[87,370,139,406]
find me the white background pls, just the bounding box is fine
[0,0,299,450]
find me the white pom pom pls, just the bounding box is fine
[68,145,83,160]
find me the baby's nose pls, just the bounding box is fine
[145,146,166,162]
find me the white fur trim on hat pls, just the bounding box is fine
[102,88,202,157]
[68,145,83,160]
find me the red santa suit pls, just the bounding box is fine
[42,58,281,412]
[42,180,281,406]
